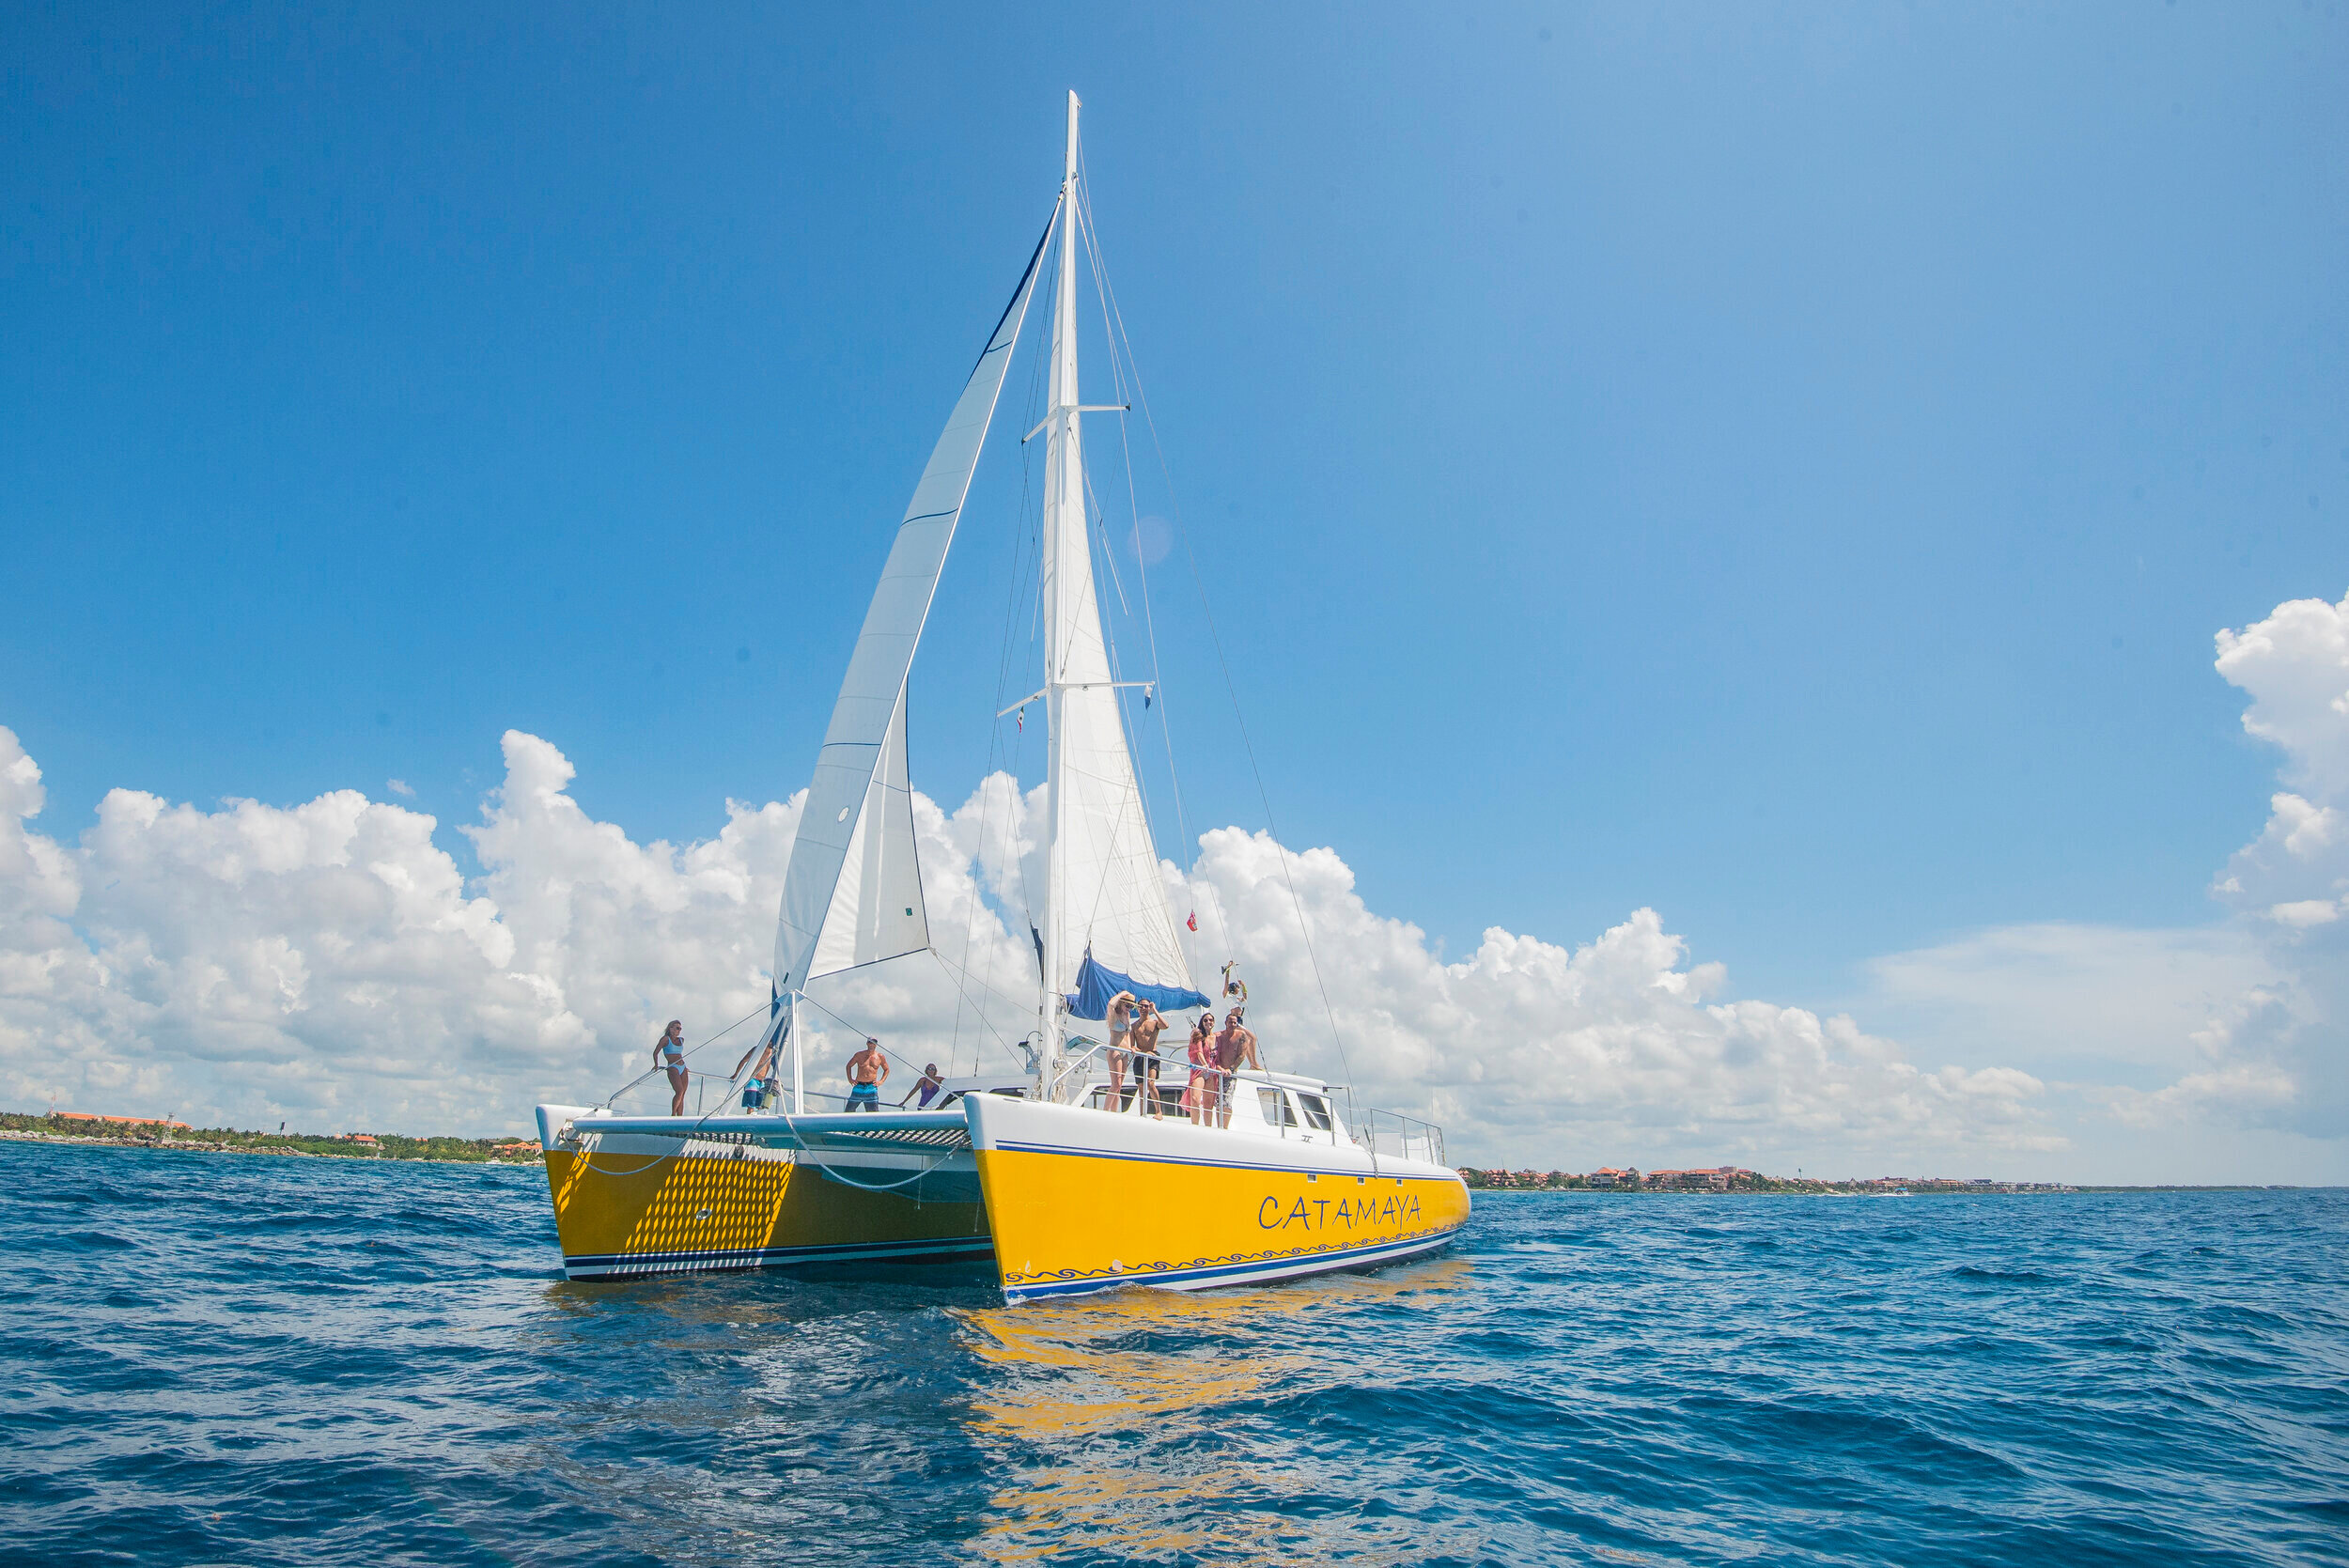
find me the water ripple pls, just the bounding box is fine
[1,1142,2344,1564]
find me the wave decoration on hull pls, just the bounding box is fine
[527,91,1469,1302]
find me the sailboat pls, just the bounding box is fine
[531,94,1469,1302]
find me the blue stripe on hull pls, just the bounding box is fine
[989,1137,1459,1180]
[563,1234,995,1281]
[1003,1227,1461,1302]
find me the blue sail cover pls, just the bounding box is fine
[1065,950,1210,1021]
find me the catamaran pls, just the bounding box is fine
[531,94,1468,1302]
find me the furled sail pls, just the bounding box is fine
[770,212,1054,996]
[1039,102,1205,1026]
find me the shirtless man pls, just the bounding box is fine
[732,1034,781,1111]
[1126,999,1169,1118]
[845,1037,889,1112]
[1104,990,1138,1111]
[1214,1009,1258,1128]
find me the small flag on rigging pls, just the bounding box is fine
[1186,910,1197,932]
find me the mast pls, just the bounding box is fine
[1038,88,1083,1097]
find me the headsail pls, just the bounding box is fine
[806,691,926,980]
[1039,92,1207,1032]
[770,212,1055,997]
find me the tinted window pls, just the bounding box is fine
[1296,1093,1333,1131]
[1258,1087,1299,1128]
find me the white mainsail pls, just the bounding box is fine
[770,215,1054,997]
[1038,91,1201,1063]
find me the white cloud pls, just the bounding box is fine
[386,778,415,798]
[1854,588,2349,1170]
[0,722,2053,1160]
[1163,830,2058,1167]
[3,589,2341,1172]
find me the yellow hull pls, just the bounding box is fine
[967,1098,1470,1301]
[542,1141,990,1281]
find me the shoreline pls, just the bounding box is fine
[0,1125,541,1166]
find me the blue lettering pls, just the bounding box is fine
[1288,1198,1312,1229]
[1335,1199,1353,1225]
[1258,1197,1281,1229]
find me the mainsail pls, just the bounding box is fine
[1039,93,1207,1032]
[770,214,1053,995]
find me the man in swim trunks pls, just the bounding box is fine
[733,1034,781,1111]
[845,1037,889,1111]
[654,1020,689,1116]
[1126,999,1169,1119]
[1104,990,1137,1110]
[1213,1009,1256,1128]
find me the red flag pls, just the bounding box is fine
[1186,910,1198,932]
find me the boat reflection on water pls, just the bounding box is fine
[958,1257,1477,1565]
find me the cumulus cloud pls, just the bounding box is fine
[1162,831,2057,1163]
[1858,588,2349,1156]
[0,722,2051,1158]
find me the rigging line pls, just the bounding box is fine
[1078,179,1233,1005]
[958,310,1051,1080]
[791,987,936,1083]
[1084,199,1343,1100]
[1076,185,1219,975]
[600,1001,771,1109]
[927,941,1036,1019]
[922,949,1026,1067]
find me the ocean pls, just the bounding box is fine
[4,1140,2343,1566]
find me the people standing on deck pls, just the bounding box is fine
[1214,1010,1257,1128]
[1104,989,1137,1111]
[654,1020,689,1116]
[901,1062,945,1110]
[845,1038,890,1112]
[1183,1013,1217,1126]
[733,1035,781,1111]
[1127,999,1168,1118]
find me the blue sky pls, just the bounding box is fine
[5,0,2344,1024]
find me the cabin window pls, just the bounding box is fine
[1295,1093,1334,1132]
[1258,1087,1299,1128]
[1155,1085,1185,1116]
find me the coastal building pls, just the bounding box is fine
[1644,1167,1757,1191]
[53,1111,190,1131]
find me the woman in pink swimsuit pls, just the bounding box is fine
[1183,1013,1217,1126]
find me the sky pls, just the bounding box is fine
[3,3,2346,1178]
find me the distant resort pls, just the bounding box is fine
[1462,1166,2081,1194]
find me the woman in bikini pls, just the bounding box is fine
[654,1020,689,1116]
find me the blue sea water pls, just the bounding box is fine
[3,1141,2344,1567]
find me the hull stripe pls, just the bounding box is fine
[1004,1228,1459,1299]
[986,1138,1457,1179]
[565,1234,994,1276]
